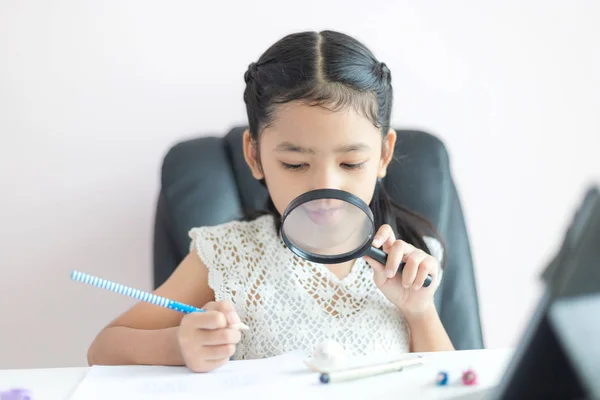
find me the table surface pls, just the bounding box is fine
[0,348,513,400]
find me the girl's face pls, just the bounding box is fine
[243,101,396,216]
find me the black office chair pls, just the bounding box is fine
[152,126,484,350]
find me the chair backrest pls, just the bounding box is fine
[153,126,484,350]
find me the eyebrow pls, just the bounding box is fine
[275,142,370,154]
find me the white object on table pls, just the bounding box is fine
[0,348,512,400]
[304,339,348,371]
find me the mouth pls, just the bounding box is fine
[304,206,343,213]
[304,207,345,226]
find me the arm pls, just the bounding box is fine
[86,251,215,366]
[364,226,453,353]
[405,306,455,352]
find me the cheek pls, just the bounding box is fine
[336,158,381,203]
[260,160,301,215]
[347,169,379,204]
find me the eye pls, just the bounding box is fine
[281,162,308,171]
[341,162,365,170]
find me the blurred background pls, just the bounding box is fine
[1,0,599,368]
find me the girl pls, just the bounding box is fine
[87,30,454,373]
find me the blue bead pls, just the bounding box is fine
[435,371,449,386]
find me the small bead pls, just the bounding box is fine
[462,369,477,385]
[435,371,449,386]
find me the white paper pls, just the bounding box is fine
[69,351,315,400]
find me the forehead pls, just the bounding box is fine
[261,102,381,147]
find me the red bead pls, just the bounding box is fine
[462,369,477,385]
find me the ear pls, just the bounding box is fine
[377,128,397,179]
[242,129,265,180]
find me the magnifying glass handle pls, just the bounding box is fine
[366,247,433,288]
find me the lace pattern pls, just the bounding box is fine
[190,214,443,360]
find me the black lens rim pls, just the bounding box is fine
[280,189,376,264]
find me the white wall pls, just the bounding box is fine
[1,0,598,369]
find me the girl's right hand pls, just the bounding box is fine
[178,300,242,372]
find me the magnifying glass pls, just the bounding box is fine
[280,188,433,287]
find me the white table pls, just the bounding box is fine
[0,367,87,400]
[0,349,513,400]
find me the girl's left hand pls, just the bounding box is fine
[364,224,441,317]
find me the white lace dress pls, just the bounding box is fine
[189,214,443,360]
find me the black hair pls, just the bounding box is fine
[242,30,445,260]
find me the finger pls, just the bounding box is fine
[201,300,220,311]
[203,300,236,319]
[401,250,428,289]
[202,343,237,361]
[384,240,410,279]
[372,224,395,249]
[212,300,245,327]
[202,300,246,329]
[364,255,388,287]
[181,310,228,330]
[413,257,438,289]
[197,327,242,346]
[187,357,230,373]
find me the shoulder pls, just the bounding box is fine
[187,214,279,301]
[188,214,278,257]
[189,214,276,241]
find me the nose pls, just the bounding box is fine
[310,166,342,191]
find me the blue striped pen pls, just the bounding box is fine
[70,270,249,330]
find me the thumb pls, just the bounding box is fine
[203,300,234,312]
[203,300,240,326]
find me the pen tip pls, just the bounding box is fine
[229,322,250,331]
[319,373,330,384]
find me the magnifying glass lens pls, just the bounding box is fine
[282,198,373,257]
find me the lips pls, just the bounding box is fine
[304,206,343,213]
[305,207,344,226]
